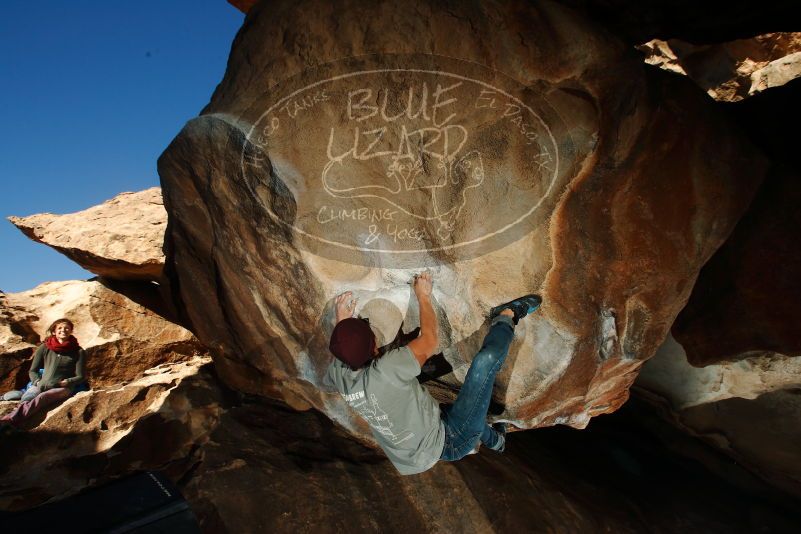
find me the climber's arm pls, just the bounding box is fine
[407,273,439,366]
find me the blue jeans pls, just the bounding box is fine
[440,315,514,461]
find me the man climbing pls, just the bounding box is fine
[326,271,541,475]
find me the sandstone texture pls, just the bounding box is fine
[638,32,801,101]
[179,395,801,533]
[673,77,801,366]
[0,293,40,394]
[636,369,801,507]
[158,0,766,439]
[8,188,166,281]
[0,279,203,393]
[5,366,798,531]
[0,357,220,511]
[637,334,801,410]
[3,0,799,526]
[635,75,801,503]
[676,389,801,499]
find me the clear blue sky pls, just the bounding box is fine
[0,0,243,292]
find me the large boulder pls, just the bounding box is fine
[8,188,166,282]
[672,78,801,366]
[180,395,801,532]
[6,364,799,529]
[633,75,801,502]
[672,163,801,365]
[158,0,766,437]
[0,279,203,393]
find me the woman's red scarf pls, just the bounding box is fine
[45,335,81,353]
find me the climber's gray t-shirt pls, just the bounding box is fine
[326,345,445,475]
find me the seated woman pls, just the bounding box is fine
[1,318,87,430]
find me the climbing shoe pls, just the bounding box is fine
[490,294,542,325]
[486,422,507,453]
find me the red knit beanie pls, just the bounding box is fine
[329,318,376,370]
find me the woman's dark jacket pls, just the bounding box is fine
[28,344,87,391]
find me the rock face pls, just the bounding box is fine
[0,279,203,393]
[0,293,40,393]
[638,32,801,101]
[635,369,801,500]
[6,364,800,530]
[0,357,220,511]
[672,78,801,366]
[635,77,801,502]
[158,0,765,437]
[637,334,801,409]
[676,389,801,498]
[179,395,801,532]
[672,163,801,365]
[0,271,215,512]
[8,188,166,281]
